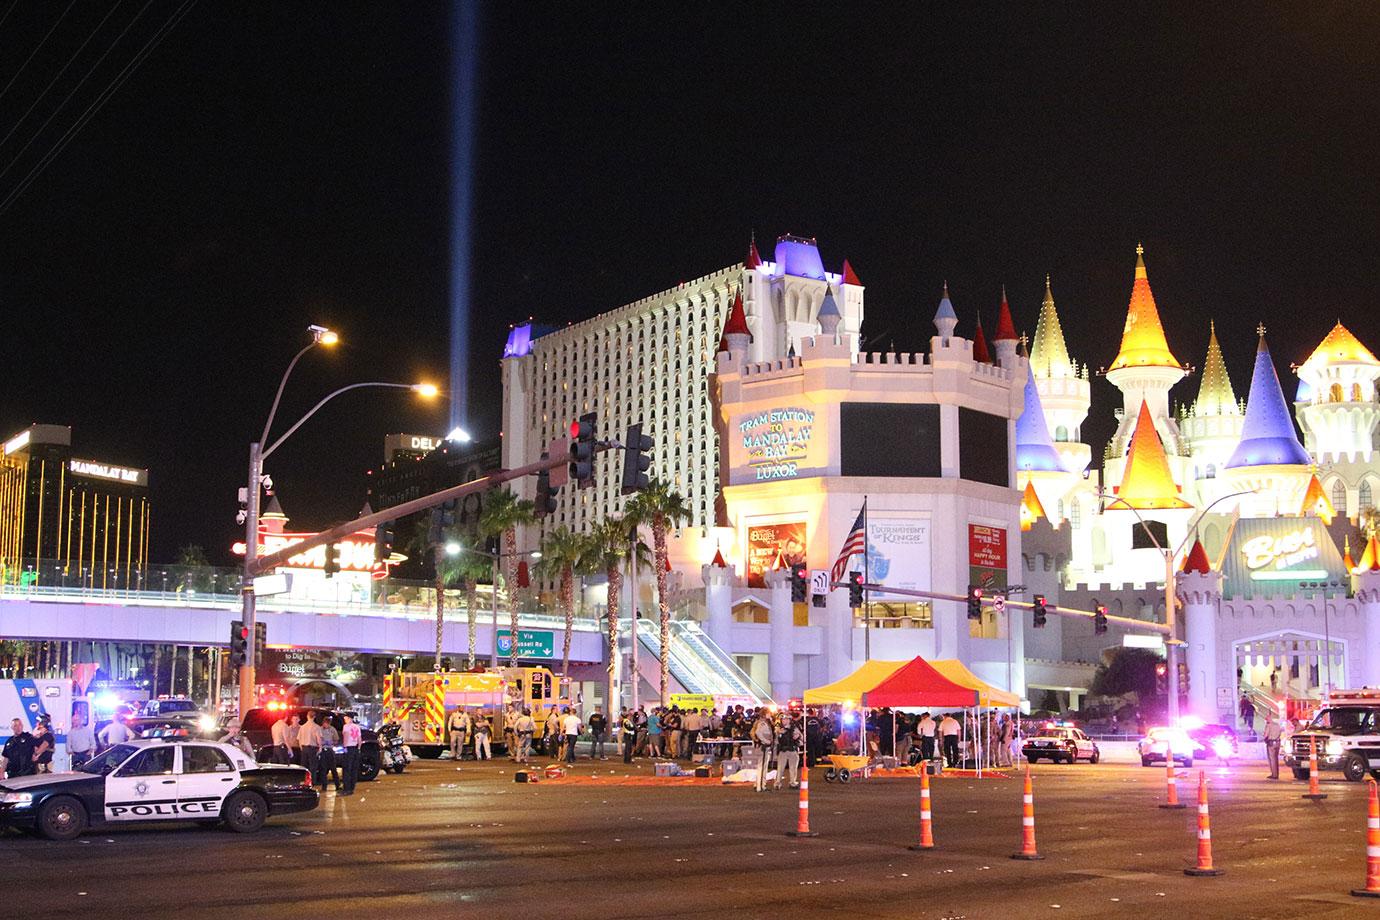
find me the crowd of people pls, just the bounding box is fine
[252,711,364,795]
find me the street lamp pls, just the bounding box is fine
[1098,488,1253,726]
[238,325,439,716]
[445,541,539,668]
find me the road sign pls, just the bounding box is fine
[810,570,831,596]
[992,595,1006,614]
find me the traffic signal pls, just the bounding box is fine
[254,621,267,666]
[375,520,395,563]
[966,585,983,620]
[1155,662,1168,696]
[1032,594,1048,628]
[1093,603,1108,635]
[229,620,248,668]
[1177,661,1189,696]
[621,422,653,495]
[323,543,339,577]
[569,412,597,487]
[535,466,559,517]
[847,571,864,609]
[790,562,808,603]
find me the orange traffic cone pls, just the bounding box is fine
[1160,742,1186,809]
[1010,766,1044,860]
[1351,779,1380,898]
[909,765,935,850]
[786,764,818,837]
[1184,771,1225,877]
[1302,735,1328,800]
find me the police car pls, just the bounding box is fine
[0,738,318,840]
[1021,724,1101,764]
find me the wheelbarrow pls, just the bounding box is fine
[821,753,872,783]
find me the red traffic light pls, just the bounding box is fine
[570,419,580,438]
[1155,663,1168,676]
[972,587,983,598]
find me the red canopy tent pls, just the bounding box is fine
[862,657,979,709]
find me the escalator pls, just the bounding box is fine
[628,617,772,705]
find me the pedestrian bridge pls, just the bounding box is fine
[0,585,606,662]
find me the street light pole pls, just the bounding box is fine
[238,440,262,717]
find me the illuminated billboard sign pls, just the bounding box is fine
[736,407,817,482]
[865,517,932,599]
[233,528,402,580]
[68,458,148,487]
[745,520,806,588]
[968,524,1008,592]
[1219,517,1348,598]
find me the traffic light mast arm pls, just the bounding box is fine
[826,581,1176,638]
[249,444,612,576]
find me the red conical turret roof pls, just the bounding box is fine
[995,287,1018,341]
[746,235,762,271]
[972,316,992,364]
[711,548,727,568]
[721,289,751,341]
[842,259,862,286]
[1180,538,1212,574]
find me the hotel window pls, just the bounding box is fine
[1333,479,1347,514]
[1361,481,1374,511]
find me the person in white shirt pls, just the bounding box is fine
[448,709,471,760]
[514,709,536,763]
[561,710,582,766]
[67,713,96,768]
[939,714,961,768]
[98,717,131,748]
[270,716,289,763]
[917,712,937,762]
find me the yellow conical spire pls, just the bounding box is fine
[1020,481,1047,532]
[1302,321,1380,369]
[1030,274,1075,378]
[1192,320,1239,417]
[1109,244,1181,372]
[1114,401,1192,509]
[1301,473,1335,524]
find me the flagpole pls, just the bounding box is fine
[862,496,870,662]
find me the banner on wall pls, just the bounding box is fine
[968,524,1008,592]
[865,517,933,599]
[746,521,807,588]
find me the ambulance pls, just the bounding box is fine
[382,667,574,756]
[0,679,75,772]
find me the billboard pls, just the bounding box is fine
[731,406,822,484]
[864,517,933,599]
[1219,517,1349,598]
[968,524,1008,592]
[746,521,807,588]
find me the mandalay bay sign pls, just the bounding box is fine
[739,407,816,481]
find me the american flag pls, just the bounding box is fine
[830,505,867,585]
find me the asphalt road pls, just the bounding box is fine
[4,755,1374,919]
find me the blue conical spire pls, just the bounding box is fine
[1226,327,1311,468]
[1016,364,1068,473]
[933,281,958,339]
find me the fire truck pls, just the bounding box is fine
[1286,688,1380,783]
[381,667,573,756]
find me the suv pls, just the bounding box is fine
[239,707,382,782]
[143,698,201,717]
[1287,699,1380,783]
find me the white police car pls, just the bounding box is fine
[0,738,318,840]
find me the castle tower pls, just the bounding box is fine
[1295,321,1380,463]
[933,283,958,342]
[1016,363,1075,523]
[1029,275,1092,473]
[1101,401,1194,585]
[1223,327,1313,517]
[1176,540,1224,721]
[993,287,1019,368]
[1104,245,1187,464]
[1181,321,1245,506]
[742,234,864,362]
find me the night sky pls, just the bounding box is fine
[3,4,1378,563]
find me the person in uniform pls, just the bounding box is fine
[448,708,471,760]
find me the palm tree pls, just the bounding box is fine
[536,526,594,678]
[626,479,692,704]
[479,489,536,667]
[587,517,627,710]
[438,531,493,670]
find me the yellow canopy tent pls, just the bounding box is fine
[930,659,1020,708]
[802,660,907,706]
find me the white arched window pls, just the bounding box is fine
[1362,480,1375,511]
[1332,479,1348,515]
[1070,499,1082,529]
[1055,425,1068,442]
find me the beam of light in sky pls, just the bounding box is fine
[449,0,480,431]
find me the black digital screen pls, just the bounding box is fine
[958,407,1010,487]
[839,403,942,477]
